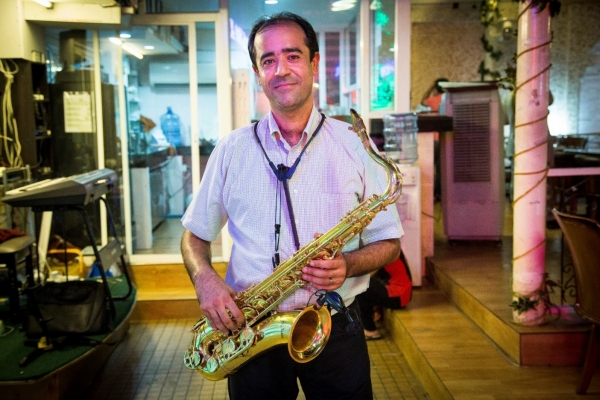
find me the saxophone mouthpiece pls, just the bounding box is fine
[349,108,370,149]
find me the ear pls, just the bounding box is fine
[311,52,320,75]
[253,65,264,87]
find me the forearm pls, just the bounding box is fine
[344,238,400,278]
[181,229,244,333]
[181,229,217,286]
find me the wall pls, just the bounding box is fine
[549,1,600,135]
[410,2,485,110]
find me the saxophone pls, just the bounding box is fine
[183,109,403,381]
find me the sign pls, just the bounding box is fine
[63,91,93,133]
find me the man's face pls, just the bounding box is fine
[252,23,319,114]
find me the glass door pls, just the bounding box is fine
[123,13,228,264]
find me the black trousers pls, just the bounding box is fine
[228,301,372,400]
[356,278,401,331]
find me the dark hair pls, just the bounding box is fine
[247,12,319,70]
[434,78,449,93]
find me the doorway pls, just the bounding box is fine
[123,13,230,264]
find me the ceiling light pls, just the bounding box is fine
[144,45,155,50]
[120,32,132,39]
[122,43,143,60]
[265,0,278,4]
[331,0,356,11]
[109,37,143,59]
[33,0,53,8]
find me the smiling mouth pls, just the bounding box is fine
[273,80,297,89]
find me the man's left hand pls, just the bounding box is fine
[301,252,346,290]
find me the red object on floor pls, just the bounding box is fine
[383,256,413,307]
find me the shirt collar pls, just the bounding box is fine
[266,106,321,150]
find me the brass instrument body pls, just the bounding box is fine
[184,109,403,381]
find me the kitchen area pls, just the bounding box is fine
[112,21,223,256]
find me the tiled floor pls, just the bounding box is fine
[83,319,429,400]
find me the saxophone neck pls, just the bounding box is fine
[349,109,403,204]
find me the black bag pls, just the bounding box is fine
[25,280,113,338]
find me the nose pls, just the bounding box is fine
[275,58,290,77]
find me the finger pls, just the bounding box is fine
[225,301,246,327]
[205,310,229,334]
[218,306,243,333]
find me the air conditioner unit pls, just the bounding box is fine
[439,82,505,241]
[149,61,217,85]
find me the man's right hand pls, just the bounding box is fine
[194,271,245,335]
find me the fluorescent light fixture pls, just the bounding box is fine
[143,45,155,50]
[119,32,132,39]
[265,0,278,4]
[109,37,143,59]
[33,0,53,8]
[122,43,144,59]
[331,0,356,11]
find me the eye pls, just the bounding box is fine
[261,59,274,67]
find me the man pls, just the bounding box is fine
[181,12,402,400]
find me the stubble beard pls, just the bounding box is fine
[269,82,314,114]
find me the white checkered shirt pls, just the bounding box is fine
[182,106,403,311]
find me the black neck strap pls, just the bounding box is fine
[253,113,326,266]
[253,113,326,182]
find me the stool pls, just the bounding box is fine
[47,248,85,277]
[0,235,36,322]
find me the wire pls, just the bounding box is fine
[0,59,24,168]
[0,324,15,337]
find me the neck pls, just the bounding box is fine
[272,105,314,147]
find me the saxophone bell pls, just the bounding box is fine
[288,305,332,362]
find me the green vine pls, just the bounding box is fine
[478,0,509,81]
[510,295,539,314]
[480,0,502,27]
[510,273,562,317]
[480,35,503,61]
[478,0,561,83]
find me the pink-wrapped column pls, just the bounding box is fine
[512,1,551,325]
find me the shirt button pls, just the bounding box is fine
[294,189,298,194]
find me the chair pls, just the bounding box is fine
[552,209,600,394]
[0,235,36,322]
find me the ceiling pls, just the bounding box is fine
[37,0,483,59]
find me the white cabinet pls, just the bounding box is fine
[131,156,185,250]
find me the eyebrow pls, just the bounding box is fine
[259,47,304,64]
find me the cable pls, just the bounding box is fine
[0,59,24,168]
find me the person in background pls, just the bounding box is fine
[181,11,402,400]
[419,77,449,113]
[357,252,413,340]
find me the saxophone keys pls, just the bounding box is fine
[239,326,256,348]
[193,351,202,366]
[183,349,202,369]
[205,357,219,373]
[222,338,237,359]
[183,350,193,368]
